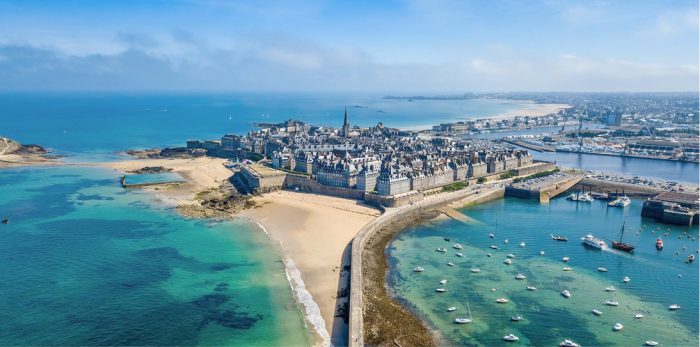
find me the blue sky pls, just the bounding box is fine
[0,0,697,92]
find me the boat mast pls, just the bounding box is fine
[466,299,473,320]
[619,217,627,242]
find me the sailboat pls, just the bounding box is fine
[455,299,474,324]
[611,218,635,253]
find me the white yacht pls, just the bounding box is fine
[489,245,499,250]
[539,250,545,255]
[597,267,608,272]
[613,323,624,331]
[453,243,463,250]
[504,259,512,265]
[447,262,454,267]
[470,268,481,273]
[454,317,472,324]
[526,286,538,291]
[608,196,631,207]
[561,289,571,298]
[456,252,464,257]
[623,276,631,283]
[669,304,681,310]
[562,256,570,262]
[515,273,526,280]
[507,253,516,258]
[436,288,447,293]
[635,313,645,319]
[605,300,620,306]
[560,339,580,347]
[447,307,457,312]
[592,309,603,316]
[519,241,526,248]
[413,266,424,272]
[436,247,448,253]
[645,340,659,346]
[582,234,608,250]
[605,286,616,292]
[496,298,509,303]
[503,334,520,342]
[440,279,447,285]
[510,316,523,321]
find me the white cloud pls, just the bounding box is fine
[655,7,699,36]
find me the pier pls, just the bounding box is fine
[505,173,583,202]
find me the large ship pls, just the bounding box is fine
[581,234,608,250]
[611,218,635,253]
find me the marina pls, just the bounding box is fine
[388,196,698,346]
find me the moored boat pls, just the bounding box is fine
[608,196,631,207]
[597,267,608,272]
[453,243,463,250]
[454,317,472,324]
[623,276,631,283]
[605,300,620,306]
[539,250,545,255]
[447,262,454,267]
[519,241,525,247]
[436,247,448,253]
[440,279,447,285]
[562,267,572,271]
[526,286,537,291]
[562,256,570,262]
[645,341,659,346]
[613,323,624,331]
[669,304,681,310]
[552,234,568,241]
[656,238,663,250]
[561,289,571,298]
[489,245,499,250]
[503,334,519,342]
[447,306,456,312]
[515,273,526,280]
[635,313,645,319]
[592,309,602,316]
[471,268,481,273]
[413,266,424,272]
[436,288,447,292]
[611,218,635,253]
[496,298,509,303]
[560,339,580,347]
[456,252,464,257]
[605,286,616,292]
[687,255,695,263]
[504,259,512,265]
[507,253,516,258]
[510,316,523,321]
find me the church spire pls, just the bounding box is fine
[342,106,350,137]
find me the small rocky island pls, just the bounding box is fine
[0,137,57,168]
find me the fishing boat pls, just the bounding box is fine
[613,323,624,331]
[496,298,509,303]
[656,238,663,250]
[552,234,568,241]
[507,253,516,258]
[560,339,580,347]
[608,196,631,207]
[605,300,620,306]
[447,307,457,312]
[605,286,616,292]
[413,266,424,272]
[645,341,659,346]
[510,316,523,321]
[611,218,635,253]
[436,288,447,292]
[471,268,481,273]
[635,313,645,319]
[503,334,520,342]
[669,304,681,310]
[504,259,512,265]
[526,286,538,291]
[453,243,463,250]
[561,289,571,298]
[519,241,525,247]
[582,234,608,250]
[456,252,464,257]
[592,309,603,316]
[623,276,631,283]
[515,274,526,280]
[436,247,448,253]
[598,267,608,272]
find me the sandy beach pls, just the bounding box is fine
[240,191,380,346]
[490,101,571,120]
[98,157,233,206]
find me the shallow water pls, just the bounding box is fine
[0,166,310,345]
[388,197,699,346]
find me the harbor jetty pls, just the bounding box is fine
[505,172,583,202]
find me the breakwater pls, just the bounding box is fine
[348,186,505,346]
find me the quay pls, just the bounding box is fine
[120,173,185,188]
[505,173,583,202]
[642,191,699,225]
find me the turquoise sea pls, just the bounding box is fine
[0,166,310,345]
[387,197,699,346]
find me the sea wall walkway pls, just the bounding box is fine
[348,185,505,346]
